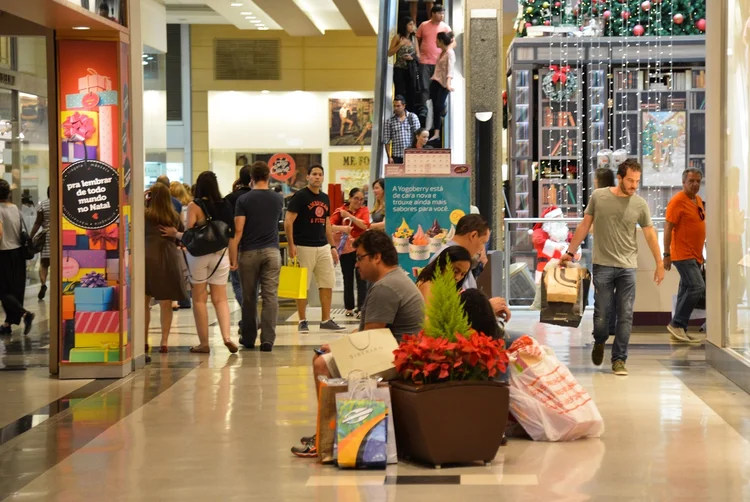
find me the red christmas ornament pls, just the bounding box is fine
[603,10,612,19]
[673,13,684,24]
[696,18,706,31]
[554,1,561,6]
[526,22,532,27]
[591,0,597,3]
[592,7,598,14]
[621,10,630,20]
[641,1,651,11]
[633,24,645,36]
[544,20,551,25]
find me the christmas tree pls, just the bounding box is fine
[641,118,658,157]
[421,259,472,342]
[576,0,706,37]
[516,0,706,37]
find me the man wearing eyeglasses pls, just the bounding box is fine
[663,168,706,344]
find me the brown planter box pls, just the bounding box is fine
[389,379,510,468]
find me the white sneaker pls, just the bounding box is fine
[668,324,690,343]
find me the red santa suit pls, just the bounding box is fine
[531,206,572,283]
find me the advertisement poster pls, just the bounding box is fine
[329,98,373,146]
[641,111,687,186]
[58,40,126,365]
[385,154,471,280]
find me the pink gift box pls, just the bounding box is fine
[63,230,77,247]
[78,68,112,94]
[75,311,120,334]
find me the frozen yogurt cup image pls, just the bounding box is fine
[445,224,456,243]
[392,218,413,254]
[426,218,447,254]
[409,225,430,261]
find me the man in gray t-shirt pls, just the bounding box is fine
[562,160,664,376]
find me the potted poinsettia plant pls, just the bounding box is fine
[388,262,511,468]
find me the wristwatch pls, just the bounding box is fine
[565,251,575,258]
[663,252,671,258]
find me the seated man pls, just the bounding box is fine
[430,213,512,323]
[292,230,424,458]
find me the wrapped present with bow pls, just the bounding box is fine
[74,281,115,312]
[61,111,98,146]
[87,224,118,250]
[78,68,112,94]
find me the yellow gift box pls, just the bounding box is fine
[62,219,87,235]
[74,333,126,348]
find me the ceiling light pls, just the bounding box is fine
[142,54,148,58]
[142,61,148,65]
[251,20,262,24]
[72,26,90,30]
[240,11,252,15]
[230,2,243,6]
[245,16,255,19]
[261,90,270,94]
[258,27,270,30]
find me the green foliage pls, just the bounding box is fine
[421,260,472,342]
[642,118,657,156]
[516,0,706,37]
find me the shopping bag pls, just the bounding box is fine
[278,258,307,299]
[531,259,560,310]
[334,391,388,469]
[544,267,581,303]
[508,336,604,442]
[329,329,399,381]
[540,265,591,328]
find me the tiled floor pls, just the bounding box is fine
[3,286,750,499]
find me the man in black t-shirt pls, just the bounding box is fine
[284,164,346,333]
[229,162,284,351]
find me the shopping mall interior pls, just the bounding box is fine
[1,0,750,499]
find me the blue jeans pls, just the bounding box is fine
[592,265,636,363]
[230,269,243,307]
[671,259,705,330]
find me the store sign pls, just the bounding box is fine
[62,159,120,229]
[269,153,296,181]
[0,72,15,87]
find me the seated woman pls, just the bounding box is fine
[460,288,526,349]
[415,245,472,305]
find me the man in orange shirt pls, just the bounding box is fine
[664,168,706,343]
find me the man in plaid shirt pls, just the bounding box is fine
[383,96,421,164]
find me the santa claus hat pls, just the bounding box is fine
[530,205,563,232]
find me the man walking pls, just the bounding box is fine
[664,168,706,343]
[383,96,421,164]
[284,164,345,333]
[562,159,665,376]
[416,5,451,107]
[229,162,283,351]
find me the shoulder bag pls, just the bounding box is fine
[181,198,230,257]
[18,208,41,260]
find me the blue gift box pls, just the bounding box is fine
[74,287,115,312]
[76,235,90,250]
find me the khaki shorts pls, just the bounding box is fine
[297,244,335,290]
[321,352,341,378]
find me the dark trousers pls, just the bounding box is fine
[0,248,27,325]
[239,249,281,347]
[429,80,450,134]
[671,259,705,329]
[340,252,367,311]
[592,265,636,363]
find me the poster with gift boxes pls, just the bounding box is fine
[59,40,128,365]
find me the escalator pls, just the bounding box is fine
[369,0,465,184]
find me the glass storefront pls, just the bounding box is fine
[724,1,750,360]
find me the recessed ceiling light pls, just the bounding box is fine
[142,61,148,65]
[261,90,270,94]
[142,54,148,58]
[245,16,255,19]
[240,11,252,15]
[251,20,262,24]
[258,27,270,30]
[230,2,243,6]
[72,26,90,30]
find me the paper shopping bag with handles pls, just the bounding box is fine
[278,258,307,299]
[334,390,388,469]
[544,266,581,304]
[329,329,399,381]
[540,266,591,328]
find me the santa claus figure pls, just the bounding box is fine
[531,206,573,283]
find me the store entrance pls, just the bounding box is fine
[0,34,54,371]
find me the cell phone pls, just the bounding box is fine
[314,348,326,355]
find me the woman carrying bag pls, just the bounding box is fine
[0,179,34,335]
[331,187,370,318]
[389,16,422,116]
[161,171,238,354]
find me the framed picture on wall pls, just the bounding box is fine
[329,98,373,146]
[640,111,687,187]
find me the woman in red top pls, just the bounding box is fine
[331,187,370,318]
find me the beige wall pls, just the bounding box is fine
[190,26,377,180]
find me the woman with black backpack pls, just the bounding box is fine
[0,179,34,335]
[160,171,238,354]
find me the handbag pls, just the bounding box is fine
[180,199,230,257]
[540,266,591,328]
[18,211,38,260]
[278,258,308,299]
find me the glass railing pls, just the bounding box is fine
[500,217,666,308]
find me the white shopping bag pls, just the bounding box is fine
[329,329,399,381]
[508,336,604,442]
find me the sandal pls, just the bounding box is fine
[190,345,210,354]
[345,310,354,317]
[224,340,239,354]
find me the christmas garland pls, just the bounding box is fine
[542,65,578,103]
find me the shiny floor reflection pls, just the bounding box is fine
[1,318,749,500]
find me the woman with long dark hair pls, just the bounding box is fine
[429,31,456,143]
[416,245,472,305]
[144,182,187,352]
[161,171,238,353]
[0,179,34,335]
[389,16,421,114]
[331,187,370,318]
[370,178,385,232]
